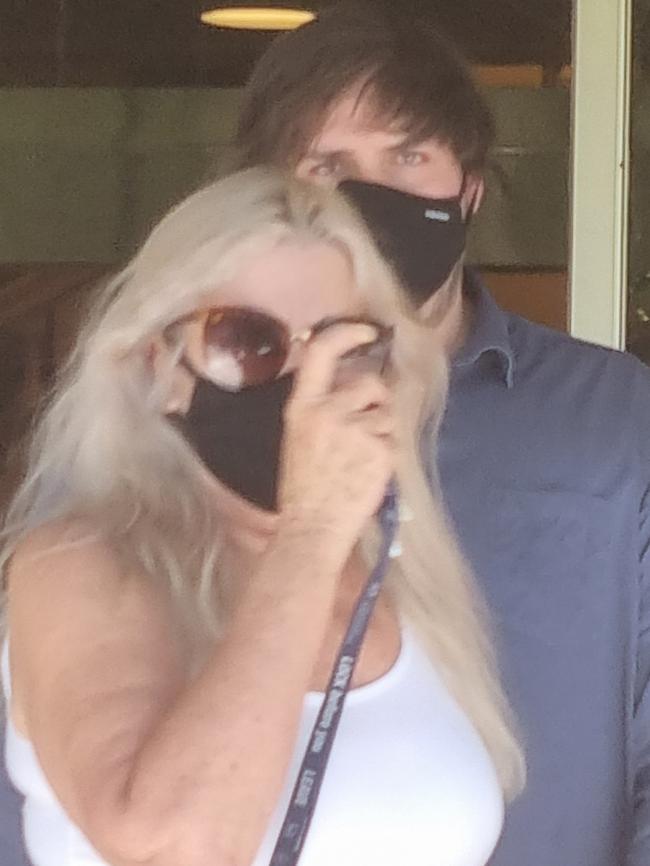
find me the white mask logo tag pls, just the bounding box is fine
[424,208,451,222]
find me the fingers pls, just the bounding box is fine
[326,373,391,417]
[355,404,395,439]
[291,323,380,403]
[279,323,396,539]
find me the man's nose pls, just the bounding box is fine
[336,156,386,188]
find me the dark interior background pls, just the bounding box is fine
[0,0,577,514]
[2,0,572,86]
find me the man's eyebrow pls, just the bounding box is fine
[300,131,427,161]
[388,131,427,149]
[301,148,346,161]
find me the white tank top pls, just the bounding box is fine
[2,628,504,866]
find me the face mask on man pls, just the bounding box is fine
[339,177,476,308]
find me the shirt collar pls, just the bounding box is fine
[453,269,515,388]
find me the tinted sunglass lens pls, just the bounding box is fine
[203,308,289,389]
[338,330,392,379]
[311,316,393,379]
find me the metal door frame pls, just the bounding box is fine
[569,0,632,349]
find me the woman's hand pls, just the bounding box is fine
[278,323,395,552]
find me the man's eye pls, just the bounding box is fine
[397,151,425,167]
[310,160,340,178]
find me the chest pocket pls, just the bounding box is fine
[447,484,622,646]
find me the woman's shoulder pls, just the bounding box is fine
[6,518,191,762]
[7,517,169,625]
[11,517,112,566]
[6,518,189,718]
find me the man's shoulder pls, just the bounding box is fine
[503,311,650,469]
[506,310,650,390]
[489,310,650,483]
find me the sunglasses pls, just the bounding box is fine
[172,305,393,392]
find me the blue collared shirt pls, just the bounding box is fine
[435,271,650,866]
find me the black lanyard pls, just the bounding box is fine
[268,484,400,866]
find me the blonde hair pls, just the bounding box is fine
[1,167,524,797]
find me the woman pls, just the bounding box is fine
[1,168,523,866]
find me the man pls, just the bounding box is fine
[234,4,650,865]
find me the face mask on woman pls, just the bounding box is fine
[168,306,392,511]
[171,370,293,512]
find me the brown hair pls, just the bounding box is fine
[235,1,495,173]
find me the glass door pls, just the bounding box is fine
[627,0,650,362]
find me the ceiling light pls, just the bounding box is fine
[200,7,315,31]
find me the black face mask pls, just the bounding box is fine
[339,178,473,308]
[170,372,294,512]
